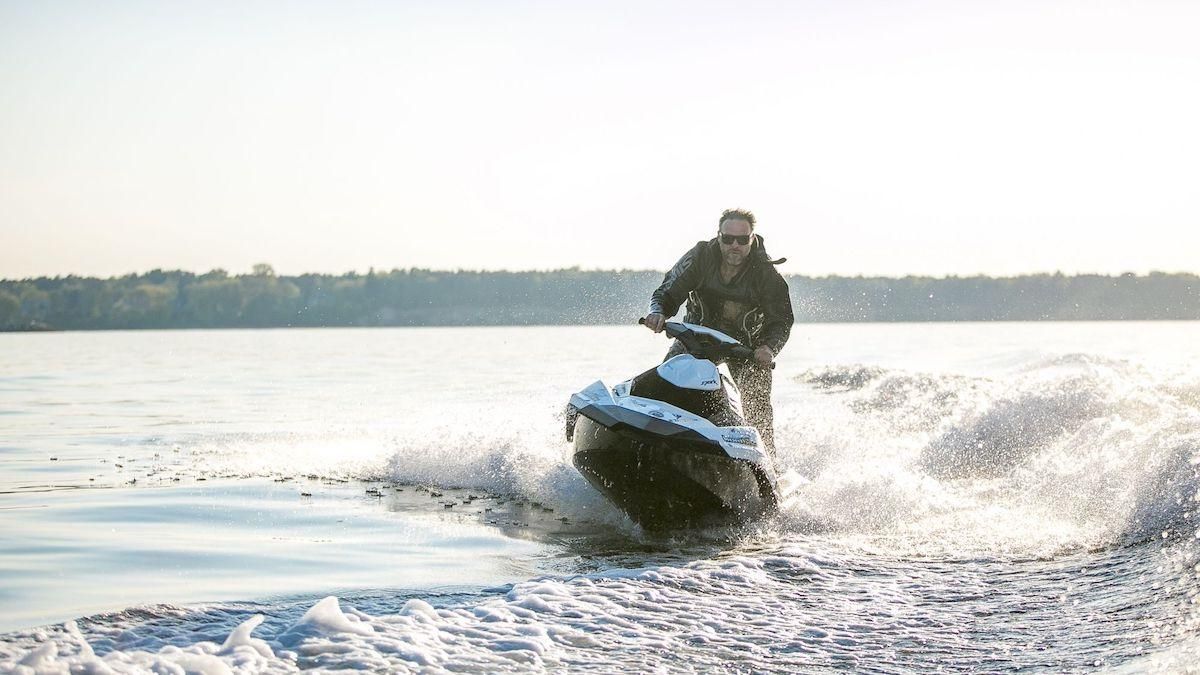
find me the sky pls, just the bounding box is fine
[1,0,1198,279]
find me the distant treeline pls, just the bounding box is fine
[1,265,1197,331]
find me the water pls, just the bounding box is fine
[1,323,1199,672]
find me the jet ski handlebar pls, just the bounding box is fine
[638,318,774,369]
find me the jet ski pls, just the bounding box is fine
[565,320,783,530]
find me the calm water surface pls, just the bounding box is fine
[1,323,1199,672]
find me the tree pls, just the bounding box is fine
[111,284,176,328]
[0,290,20,328]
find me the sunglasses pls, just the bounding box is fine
[719,234,751,245]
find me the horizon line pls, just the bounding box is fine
[3,266,1199,283]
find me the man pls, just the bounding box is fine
[642,208,793,452]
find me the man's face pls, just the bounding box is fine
[718,219,754,267]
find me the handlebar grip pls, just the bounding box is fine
[637,317,646,325]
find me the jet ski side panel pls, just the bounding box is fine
[571,412,778,530]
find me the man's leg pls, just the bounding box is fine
[730,361,775,454]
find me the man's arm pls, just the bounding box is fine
[646,243,705,325]
[757,272,794,355]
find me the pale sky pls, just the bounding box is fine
[2,0,1198,279]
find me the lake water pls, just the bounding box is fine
[1,323,1199,672]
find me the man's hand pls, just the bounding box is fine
[643,313,666,333]
[753,346,774,367]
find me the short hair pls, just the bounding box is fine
[718,208,756,230]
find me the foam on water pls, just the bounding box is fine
[3,541,1195,673]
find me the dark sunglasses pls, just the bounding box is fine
[720,234,751,245]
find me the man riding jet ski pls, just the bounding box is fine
[643,208,793,454]
[566,320,784,530]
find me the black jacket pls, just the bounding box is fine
[648,235,793,355]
